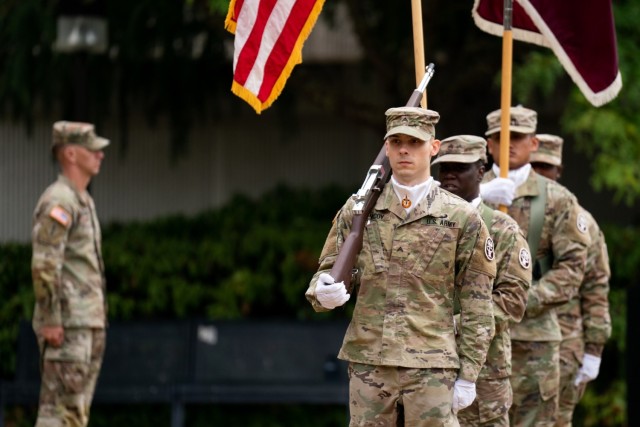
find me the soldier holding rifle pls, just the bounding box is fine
[306,101,497,426]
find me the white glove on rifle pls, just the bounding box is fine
[452,379,476,413]
[480,178,516,206]
[574,354,602,386]
[315,273,350,309]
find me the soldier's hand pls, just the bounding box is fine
[574,353,601,386]
[452,379,476,413]
[40,326,64,347]
[315,273,350,309]
[480,178,516,206]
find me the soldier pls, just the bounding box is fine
[530,134,612,427]
[32,121,109,427]
[480,107,590,427]
[306,107,496,426]
[433,135,531,427]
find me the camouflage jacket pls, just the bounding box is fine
[557,208,611,357]
[306,183,496,382]
[476,202,531,379]
[483,169,589,341]
[32,174,107,330]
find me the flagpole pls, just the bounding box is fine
[498,0,513,213]
[411,0,427,108]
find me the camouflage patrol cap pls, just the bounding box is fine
[485,105,537,136]
[431,135,487,165]
[52,121,110,151]
[530,134,563,166]
[384,106,440,141]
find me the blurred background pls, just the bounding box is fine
[0,0,638,426]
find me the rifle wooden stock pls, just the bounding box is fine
[329,64,435,289]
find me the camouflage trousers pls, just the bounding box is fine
[347,363,459,427]
[554,338,587,427]
[36,328,106,427]
[509,340,560,427]
[457,377,511,427]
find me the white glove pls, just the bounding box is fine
[574,354,601,386]
[315,273,350,309]
[452,379,476,413]
[480,178,516,206]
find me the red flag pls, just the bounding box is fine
[472,0,622,107]
[225,0,325,114]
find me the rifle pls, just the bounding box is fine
[329,64,436,289]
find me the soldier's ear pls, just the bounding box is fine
[477,163,485,182]
[530,135,540,151]
[430,139,441,156]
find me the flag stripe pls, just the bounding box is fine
[233,0,278,87]
[226,0,325,113]
[246,0,297,94]
[257,0,316,101]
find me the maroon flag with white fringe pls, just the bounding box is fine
[472,0,622,107]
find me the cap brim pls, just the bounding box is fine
[485,125,535,136]
[384,125,431,141]
[432,153,482,165]
[86,136,110,151]
[529,153,561,166]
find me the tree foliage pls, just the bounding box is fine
[513,0,640,205]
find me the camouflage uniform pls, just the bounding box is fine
[307,182,496,426]
[32,122,109,427]
[482,169,589,427]
[530,136,611,427]
[456,203,531,427]
[555,209,611,426]
[432,135,532,427]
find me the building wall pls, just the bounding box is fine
[0,111,380,243]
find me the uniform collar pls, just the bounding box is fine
[58,174,90,206]
[376,182,449,222]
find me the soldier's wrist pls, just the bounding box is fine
[584,342,604,357]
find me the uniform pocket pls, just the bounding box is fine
[364,220,388,273]
[44,329,92,363]
[409,226,456,277]
[476,378,512,423]
[538,365,560,401]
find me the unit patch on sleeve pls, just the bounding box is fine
[576,212,589,234]
[519,247,531,269]
[484,237,495,261]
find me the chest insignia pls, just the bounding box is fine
[401,195,412,209]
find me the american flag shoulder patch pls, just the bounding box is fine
[49,206,71,227]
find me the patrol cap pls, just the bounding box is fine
[485,105,537,136]
[530,134,563,166]
[431,134,487,165]
[384,106,440,141]
[52,121,110,151]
